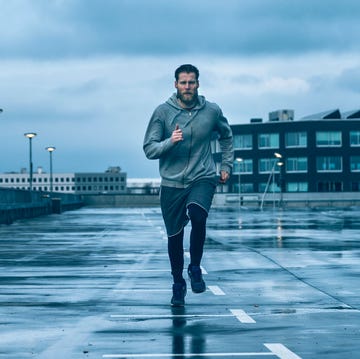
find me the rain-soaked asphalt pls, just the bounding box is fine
[0,206,359,358]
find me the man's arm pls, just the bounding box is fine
[143,112,180,159]
[216,109,234,178]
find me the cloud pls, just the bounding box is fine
[336,66,360,93]
[1,1,360,178]
[1,0,360,59]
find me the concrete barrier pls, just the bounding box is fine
[0,188,83,225]
[82,194,160,207]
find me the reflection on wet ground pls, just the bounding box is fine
[207,207,360,251]
[0,207,359,358]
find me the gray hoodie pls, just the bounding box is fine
[143,93,233,188]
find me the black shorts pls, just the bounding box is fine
[160,179,216,237]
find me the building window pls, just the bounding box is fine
[233,159,253,174]
[233,134,252,150]
[350,131,360,146]
[259,158,280,173]
[259,182,280,193]
[351,182,360,191]
[316,156,342,172]
[316,131,342,147]
[258,133,279,149]
[286,157,308,172]
[285,132,307,148]
[350,156,360,172]
[317,181,342,192]
[234,183,254,193]
[287,182,308,192]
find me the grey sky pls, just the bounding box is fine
[1,0,360,177]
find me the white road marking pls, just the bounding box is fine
[230,309,256,323]
[110,309,253,321]
[110,313,233,319]
[264,344,302,359]
[113,289,170,292]
[102,343,301,357]
[208,285,226,295]
[103,352,272,357]
[114,269,170,272]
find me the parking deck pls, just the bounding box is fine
[0,207,359,358]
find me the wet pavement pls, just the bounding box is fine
[0,206,359,358]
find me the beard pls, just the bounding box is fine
[177,90,198,107]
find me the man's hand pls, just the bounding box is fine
[171,124,183,143]
[219,170,230,184]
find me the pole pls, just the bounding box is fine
[46,147,56,194]
[29,137,33,191]
[24,133,37,191]
[49,150,53,193]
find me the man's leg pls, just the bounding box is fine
[168,229,187,306]
[188,203,208,266]
[168,229,185,283]
[187,203,207,293]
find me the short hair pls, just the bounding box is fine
[175,64,199,81]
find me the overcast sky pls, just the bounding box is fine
[1,0,360,178]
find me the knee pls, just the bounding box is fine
[188,204,207,224]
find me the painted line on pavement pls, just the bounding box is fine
[103,342,301,358]
[230,309,256,323]
[110,309,253,321]
[110,313,234,319]
[114,269,170,273]
[113,289,170,292]
[264,344,302,359]
[208,285,226,295]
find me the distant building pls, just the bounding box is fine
[126,178,161,194]
[214,108,360,194]
[0,166,127,194]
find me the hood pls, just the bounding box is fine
[166,93,206,110]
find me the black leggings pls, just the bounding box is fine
[168,203,208,283]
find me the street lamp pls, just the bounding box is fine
[277,161,284,208]
[261,152,282,210]
[236,158,243,211]
[24,132,37,191]
[45,146,56,193]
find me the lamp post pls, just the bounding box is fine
[24,132,37,191]
[45,146,56,194]
[236,158,243,211]
[277,161,284,208]
[261,152,282,210]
